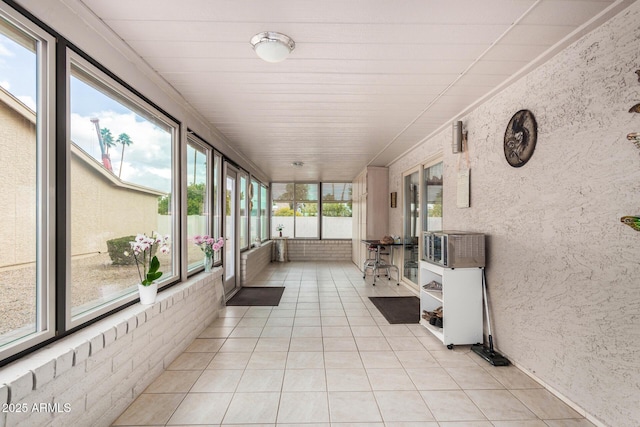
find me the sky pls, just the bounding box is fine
[0,30,206,194]
[69,76,174,193]
[0,31,36,110]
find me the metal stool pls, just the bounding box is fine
[363,245,378,278]
[363,245,400,285]
[375,245,400,285]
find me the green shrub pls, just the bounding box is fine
[107,235,159,266]
[107,235,137,265]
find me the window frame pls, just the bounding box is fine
[320,182,353,240]
[185,133,212,275]
[249,178,259,247]
[422,158,444,233]
[0,6,57,362]
[239,171,249,251]
[271,182,320,239]
[260,183,269,242]
[212,150,223,265]
[65,50,180,330]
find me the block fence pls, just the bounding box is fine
[0,268,225,427]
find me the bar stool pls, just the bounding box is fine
[363,244,400,285]
[363,244,378,278]
[376,245,400,285]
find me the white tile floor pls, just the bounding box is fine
[113,261,593,427]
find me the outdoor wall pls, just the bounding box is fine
[70,150,162,258]
[0,92,36,268]
[0,90,162,266]
[388,4,640,426]
[0,95,161,266]
[0,269,224,427]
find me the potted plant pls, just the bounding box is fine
[126,232,170,304]
[276,224,284,237]
[193,235,224,272]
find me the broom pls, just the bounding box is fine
[471,269,510,366]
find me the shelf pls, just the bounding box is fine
[419,262,483,347]
[421,288,443,303]
[420,259,445,275]
[420,319,444,341]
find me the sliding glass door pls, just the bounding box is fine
[223,164,239,297]
[403,169,420,285]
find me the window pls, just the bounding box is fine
[212,151,222,264]
[239,173,248,250]
[321,183,353,239]
[272,183,319,238]
[186,137,209,272]
[403,169,420,284]
[423,161,443,231]
[260,184,268,241]
[68,54,178,326]
[0,12,55,359]
[250,179,259,246]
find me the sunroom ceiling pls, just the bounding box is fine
[78,0,629,181]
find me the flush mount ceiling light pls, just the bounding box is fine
[291,161,304,167]
[250,31,295,63]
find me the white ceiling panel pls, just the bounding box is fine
[76,0,632,181]
[85,0,535,24]
[148,58,473,75]
[520,1,618,25]
[497,24,577,45]
[129,40,492,62]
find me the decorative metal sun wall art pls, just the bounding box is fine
[503,109,538,168]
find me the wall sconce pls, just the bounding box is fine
[390,192,397,208]
[452,121,468,153]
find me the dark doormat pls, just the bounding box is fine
[369,296,420,324]
[226,287,285,306]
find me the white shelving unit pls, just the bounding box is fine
[419,260,483,348]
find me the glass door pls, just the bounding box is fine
[423,161,443,232]
[224,164,239,298]
[403,169,420,285]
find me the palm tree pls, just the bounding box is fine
[101,128,115,154]
[116,133,133,178]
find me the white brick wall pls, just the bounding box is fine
[240,241,273,285]
[0,268,225,427]
[286,239,352,261]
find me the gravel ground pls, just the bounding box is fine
[0,251,190,339]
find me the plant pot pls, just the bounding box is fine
[204,253,213,272]
[138,282,157,305]
[279,231,282,237]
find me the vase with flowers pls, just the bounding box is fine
[193,235,224,272]
[127,232,170,304]
[276,224,284,237]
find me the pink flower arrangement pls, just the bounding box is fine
[127,232,170,286]
[193,235,224,256]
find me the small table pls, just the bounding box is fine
[272,237,289,262]
[362,240,400,284]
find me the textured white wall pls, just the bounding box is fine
[389,4,640,426]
